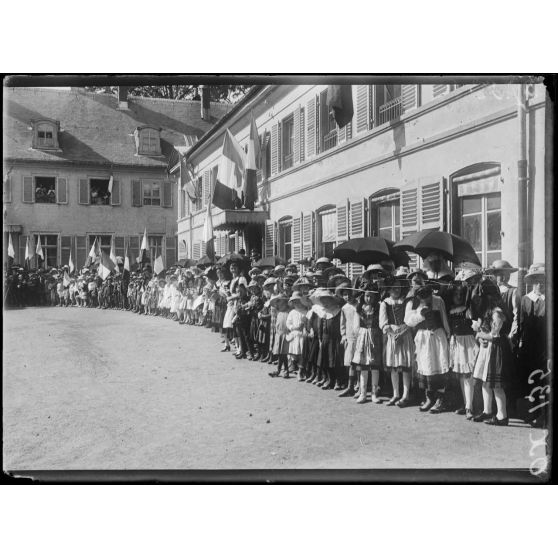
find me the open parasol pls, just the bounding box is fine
[217,252,245,265]
[394,231,481,266]
[333,236,410,267]
[196,255,215,268]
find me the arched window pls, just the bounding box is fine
[32,119,59,149]
[278,216,292,262]
[369,188,400,241]
[450,163,502,267]
[316,205,336,258]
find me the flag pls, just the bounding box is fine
[326,85,354,128]
[123,246,131,282]
[138,228,149,265]
[244,112,261,210]
[69,251,75,274]
[180,156,198,202]
[63,270,71,287]
[7,232,15,263]
[203,199,215,261]
[153,254,165,275]
[213,129,244,210]
[98,250,115,280]
[109,236,119,272]
[108,175,114,195]
[85,237,97,267]
[25,236,32,261]
[36,235,44,260]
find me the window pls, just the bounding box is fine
[317,207,337,258]
[319,90,337,152]
[143,181,161,206]
[376,200,401,241]
[281,115,295,170]
[33,120,59,150]
[89,235,112,255]
[90,178,111,205]
[278,218,292,262]
[376,84,403,125]
[459,193,501,267]
[34,176,56,204]
[148,236,163,263]
[135,127,161,156]
[41,234,59,268]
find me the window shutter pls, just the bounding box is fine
[336,200,349,242]
[277,122,282,173]
[346,120,353,141]
[79,178,90,205]
[299,108,305,163]
[3,174,12,203]
[115,236,125,258]
[271,124,279,175]
[338,123,346,144]
[111,180,121,206]
[57,177,68,204]
[419,177,446,232]
[23,176,34,203]
[131,180,142,207]
[162,180,172,208]
[238,234,245,252]
[292,215,302,264]
[166,236,176,266]
[202,171,210,207]
[302,211,314,261]
[61,235,72,266]
[293,105,301,165]
[193,242,201,260]
[76,236,86,269]
[356,85,371,133]
[306,97,316,158]
[401,180,420,269]
[348,198,366,278]
[433,84,449,98]
[402,85,418,113]
[264,219,276,257]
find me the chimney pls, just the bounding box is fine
[200,85,210,120]
[117,86,128,110]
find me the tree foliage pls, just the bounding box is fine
[85,85,250,103]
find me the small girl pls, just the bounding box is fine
[286,293,307,379]
[472,279,513,426]
[339,285,360,397]
[352,286,382,404]
[257,284,272,362]
[380,277,414,407]
[268,294,290,377]
[246,281,264,360]
[447,281,478,420]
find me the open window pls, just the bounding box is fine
[34,176,57,204]
[278,217,293,262]
[316,205,337,258]
[370,189,401,241]
[90,178,111,205]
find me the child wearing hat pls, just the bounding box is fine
[286,293,308,379]
[380,277,414,407]
[268,295,290,377]
[339,283,360,396]
[257,283,273,362]
[246,281,264,360]
[472,278,514,426]
[446,281,478,419]
[404,284,451,413]
[352,285,383,403]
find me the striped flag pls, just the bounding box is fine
[244,112,261,210]
[98,250,115,280]
[212,129,244,210]
[7,232,15,263]
[36,235,44,261]
[69,251,75,274]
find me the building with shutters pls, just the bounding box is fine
[3,86,232,270]
[176,81,548,282]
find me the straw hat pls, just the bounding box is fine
[269,293,289,309]
[487,260,518,274]
[263,277,278,288]
[293,276,313,287]
[525,263,545,281]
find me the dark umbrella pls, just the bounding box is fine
[217,252,245,265]
[177,258,196,267]
[394,231,481,266]
[333,237,409,267]
[253,255,287,269]
[196,255,215,269]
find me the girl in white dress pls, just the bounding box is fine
[285,294,307,378]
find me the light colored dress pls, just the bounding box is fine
[340,302,360,366]
[448,305,478,375]
[286,308,306,355]
[380,297,414,369]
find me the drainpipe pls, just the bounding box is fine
[517,83,528,296]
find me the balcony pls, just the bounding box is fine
[378,96,403,125]
[322,128,338,152]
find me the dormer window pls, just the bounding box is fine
[32,119,60,150]
[134,126,162,156]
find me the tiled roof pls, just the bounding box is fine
[3,87,234,168]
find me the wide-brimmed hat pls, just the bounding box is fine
[285,263,298,271]
[454,266,482,282]
[394,266,410,278]
[273,265,286,274]
[487,260,518,274]
[248,267,260,277]
[248,280,261,290]
[262,277,278,288]
[293,276,313,287]
[309,287,344,305]
[289,293,305,305]
[525,263,545,281]
[269,294,289,308]
[408,269,428,281]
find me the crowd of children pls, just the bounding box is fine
[4,255,547,428]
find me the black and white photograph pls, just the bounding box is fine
[3,75,553,481]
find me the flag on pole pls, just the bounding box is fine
[244,112,261,210]
[36,235,44,260]
[326,85,354,128]
[98,250,116,280]
[108,175,114,196]
[153,253,165,275]
[63,270,71,287]
[138,228,149,266]
[25,236,32,262]
[123,245,131,282]
[212,129,245,210]
[180,156,198,202]
[85,237,97,267]
[203,197,215,261]
[109,236,119,271]
[7,232,15,263]
[69,251,75,274]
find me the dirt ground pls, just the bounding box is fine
[3,306,538,471]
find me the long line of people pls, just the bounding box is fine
[4,255,547,428]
